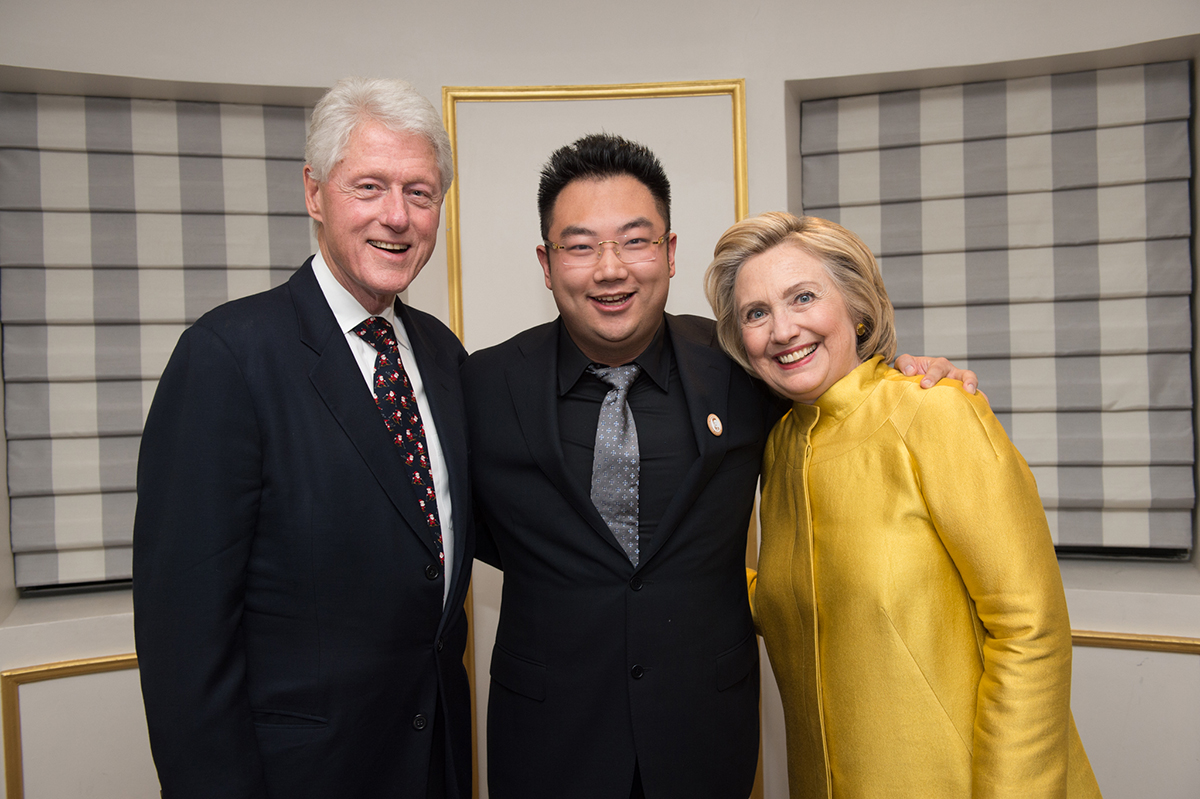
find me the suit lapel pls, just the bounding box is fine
[508,320,628,558]
[291,264,440,561]
[638,315,733,567]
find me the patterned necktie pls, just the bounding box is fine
[353,316,443,565]
[589,364,641,566]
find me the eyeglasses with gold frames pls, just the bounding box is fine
[545,232,669,267]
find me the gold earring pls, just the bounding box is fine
[856,323,866,336]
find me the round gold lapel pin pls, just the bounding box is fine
[707,413,723,436]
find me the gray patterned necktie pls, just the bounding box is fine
[589,364,642,566]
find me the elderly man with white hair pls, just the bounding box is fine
[134,77,473,799]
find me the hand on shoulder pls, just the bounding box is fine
[894,353,985,400]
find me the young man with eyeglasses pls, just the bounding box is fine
[462,134,970,799]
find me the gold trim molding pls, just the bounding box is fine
[1072,629,1200,654]
[2,653,139,799]
[440,79,749,341]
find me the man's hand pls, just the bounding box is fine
[894,354,979,395]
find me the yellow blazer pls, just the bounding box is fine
[752,357,1101,799]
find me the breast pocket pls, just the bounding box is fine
[714,439,765,474]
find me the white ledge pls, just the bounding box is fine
[0,588,135,672]
[1061,559,1200,639]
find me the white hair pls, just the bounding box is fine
[305,77,453,192]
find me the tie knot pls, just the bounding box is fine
[589,363,640,392]
[353,316,399,354]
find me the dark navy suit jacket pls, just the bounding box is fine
[464,314,779,799]
[134,260,473,799]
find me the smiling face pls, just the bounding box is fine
[304,121,443,314]
[537,175,677,366]
[735,242,861,403]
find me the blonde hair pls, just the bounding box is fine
[704,212,896,373]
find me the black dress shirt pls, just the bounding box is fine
[557,319,699,555]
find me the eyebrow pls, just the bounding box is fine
[556,217,657,239]
[736,280,820,314]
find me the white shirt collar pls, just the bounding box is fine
[310,250,406,348]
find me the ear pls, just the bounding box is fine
[666,231,678,278]
[537,244,553,290]
[303,165,324,224]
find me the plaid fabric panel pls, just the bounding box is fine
[0,92,313,586]
[800,62,1194,552]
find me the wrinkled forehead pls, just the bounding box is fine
[338,122,440,180]
[736,242,837,295]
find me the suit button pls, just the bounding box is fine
[436,637,445,652]
[425,564,440,580]
[630,664,645,679]
[413,714,428,730]
[629,576,643,591]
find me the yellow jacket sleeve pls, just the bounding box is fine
[901,384,1073,799]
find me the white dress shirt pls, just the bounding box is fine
[311,251,455,604]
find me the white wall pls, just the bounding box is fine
[1,1,1199,797]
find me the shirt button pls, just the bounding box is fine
[630,664,645,679]
[425,564,440,580]
[629,576,643,591]
[413,714,428,730]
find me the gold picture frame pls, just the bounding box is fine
[440,78,748,799]
[440,79,748,342]
[2,653,139,799]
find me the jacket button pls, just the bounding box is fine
[425,564,440,580]
[629,576,643,591]
[630,664,645,679]
[436,637,445,652]
[413,714,428,730]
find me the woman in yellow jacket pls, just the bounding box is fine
[705,212,1101,799]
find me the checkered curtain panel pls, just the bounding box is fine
[0,94,313,587]
[800,61,1194,553]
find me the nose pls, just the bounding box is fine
[769,309,799,344]
[381,190,410,230]
[593,241,628,281]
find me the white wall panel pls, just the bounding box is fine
[19,668,158,799]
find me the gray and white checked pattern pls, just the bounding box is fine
[0,92,313,586]
[800,61,1193,552]
[589,364,641,566]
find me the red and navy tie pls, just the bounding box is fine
[353,316,443,564]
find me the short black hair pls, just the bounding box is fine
[537,133,672,239]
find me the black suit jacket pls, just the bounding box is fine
[464,314,779,799]
[134,260,473,799]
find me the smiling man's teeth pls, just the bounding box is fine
[594,294,631,305]
[777,343,818,364]
[369,241,408,252]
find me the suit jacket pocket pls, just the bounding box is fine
[252,709,329,728]
[491,643,547,701]
[716,632,759,691]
